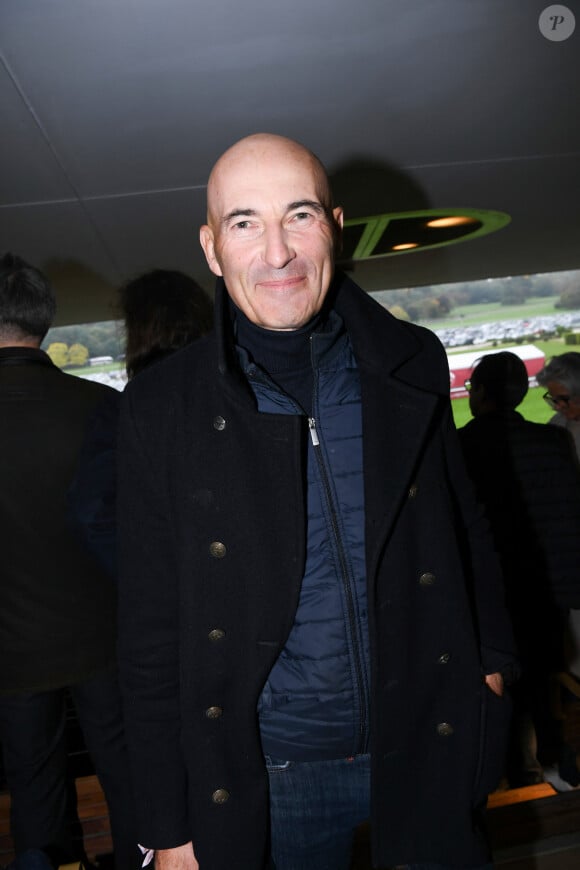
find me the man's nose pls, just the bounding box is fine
[263,225,295,269]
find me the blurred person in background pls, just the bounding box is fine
[460,351,580,790]
[119,268,214,380]
[537,350,580,710]
[0,253,138,870]
[68,268,213,578]
[537,351,580,457]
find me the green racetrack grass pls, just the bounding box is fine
[452,384,554,429]
[449,337,569,429]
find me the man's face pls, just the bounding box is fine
[545,379,580,421]
[200,138,343,331]
[468,381,484,417]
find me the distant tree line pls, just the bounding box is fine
[374,271,580,321]
[42,320,124,365]
[40,273,580,358]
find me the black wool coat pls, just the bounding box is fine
[460,410,580,665]
[0,347,118,693]
[117,274,517,868]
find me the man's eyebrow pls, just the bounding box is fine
[222,208,257,224]
[287,200,325,213]
[221,201,325,224]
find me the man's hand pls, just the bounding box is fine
[484,671,504,697]
[155,842,199,870]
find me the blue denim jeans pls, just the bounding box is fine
[266,754,370,870]
[266,754,493,870]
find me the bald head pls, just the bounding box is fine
[206,133,334,228]
[199,133,343,331]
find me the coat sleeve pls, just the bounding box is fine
[117,385,191,848]
[396,322,518,677]
[67,390,120,580]
[442,403,518,678]
[540,427,580,609]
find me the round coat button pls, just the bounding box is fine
[209,541,227,559]
[213,416,226,431]
[205,706,223,719]
[437,653,451,664]
[212,788,230,804]
[208,629,225,642]
[408,483,418,499]
[436,722,454,737]
[419,572,435,586]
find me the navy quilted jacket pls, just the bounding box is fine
[242,312,370,760]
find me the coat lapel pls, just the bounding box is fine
[360,367,438,579]
[333,273,443,578]
[212,272,448,586]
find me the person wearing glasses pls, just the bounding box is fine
[460,351,580,791]
[537,351,580,459]
[537,351,580,715]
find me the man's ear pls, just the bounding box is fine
[332,206,344,255]
[199,225,223,277]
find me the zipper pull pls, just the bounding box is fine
[308,417,320,446]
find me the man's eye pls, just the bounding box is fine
[289,212,314,225]
[234,220,251,230]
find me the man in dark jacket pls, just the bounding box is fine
[117,134,517,870]
[0,254,137,870]
[459,351,580,790]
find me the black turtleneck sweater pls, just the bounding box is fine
[232,304,323,414]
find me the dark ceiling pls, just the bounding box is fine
[1,0,579,324]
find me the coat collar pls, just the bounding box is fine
[213,280,257,408]
[213,270,434,388]
[0,346,55,368]
[462,408,524,432]
[330,272,446,575]
[211,269,445,416]
[211,271,447,575]
[332,272,423,377]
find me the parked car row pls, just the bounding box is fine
[433,311,580,348]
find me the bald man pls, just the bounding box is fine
[117,134,517,870]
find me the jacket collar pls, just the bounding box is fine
[0,346,55,368]
[213,280,256,407]
[213,270,428,386]
[331,271,430,384]
[211,271,445,573]
[463,408,524,430]
[329,274,445,574]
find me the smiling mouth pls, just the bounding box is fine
[258,275,305,291]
